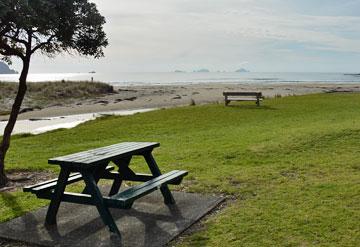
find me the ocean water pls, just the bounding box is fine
[1,72,360,86]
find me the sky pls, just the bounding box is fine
[11,0,360,73]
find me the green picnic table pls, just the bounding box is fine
[24,142,188,236]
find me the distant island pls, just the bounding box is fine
[0,61,17,74]
[174,70,186,73]
[193,69,210,73]
[235,68,250,73]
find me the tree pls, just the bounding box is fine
[0,0,108,186]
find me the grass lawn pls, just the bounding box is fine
[1,93,360,246]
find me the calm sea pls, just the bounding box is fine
[1,72,360,86]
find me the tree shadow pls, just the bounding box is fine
[0,192,43,246]
[0,192,27,217]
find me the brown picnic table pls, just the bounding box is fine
[24,142,188,236]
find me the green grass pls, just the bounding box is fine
[1,93,360,246]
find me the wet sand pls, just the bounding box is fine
[1,83,360,121]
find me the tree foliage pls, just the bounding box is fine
[0,0,108,62]
[0,0,108,186]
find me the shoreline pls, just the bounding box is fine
[1,82,360,121]
[0,108,157,135]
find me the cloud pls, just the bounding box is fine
[14,0,360,73]
[95,0,360,54]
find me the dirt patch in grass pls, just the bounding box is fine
[0,170,55,192]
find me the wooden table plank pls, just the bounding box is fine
[50,142,151,162]
[48,142,159,166]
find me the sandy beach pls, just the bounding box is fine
[1,82,360,121]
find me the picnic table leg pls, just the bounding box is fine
[45,167,70,225]
[109,157,132,196]
[256,97,260,106]
[109,176,122,197]
[143,152,175,204]
[81,170,121,236]
[82,162,108,194]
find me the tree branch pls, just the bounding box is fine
[0,41,25,59]
[31,35,56,54]
[3,34,28,45]
[3,28,28,46]
[0,25,12,38]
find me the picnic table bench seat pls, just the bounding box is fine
[25,169,187,209]
[23,165,115,194]
[110,170,187,208]
[223,91,263,106]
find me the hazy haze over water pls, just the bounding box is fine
[1,72,359,86]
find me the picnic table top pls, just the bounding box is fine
[48,142,160,167]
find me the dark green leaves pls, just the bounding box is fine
[0,0,108,59]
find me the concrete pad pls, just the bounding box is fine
[0,191,224,247]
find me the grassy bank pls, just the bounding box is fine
[0,80,114,114]
[1,93,360,246]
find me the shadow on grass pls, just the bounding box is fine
[0,192,45,246]
[0,192,26,217]
[226,105,277,110]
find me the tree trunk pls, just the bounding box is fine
[0,57,30,187]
